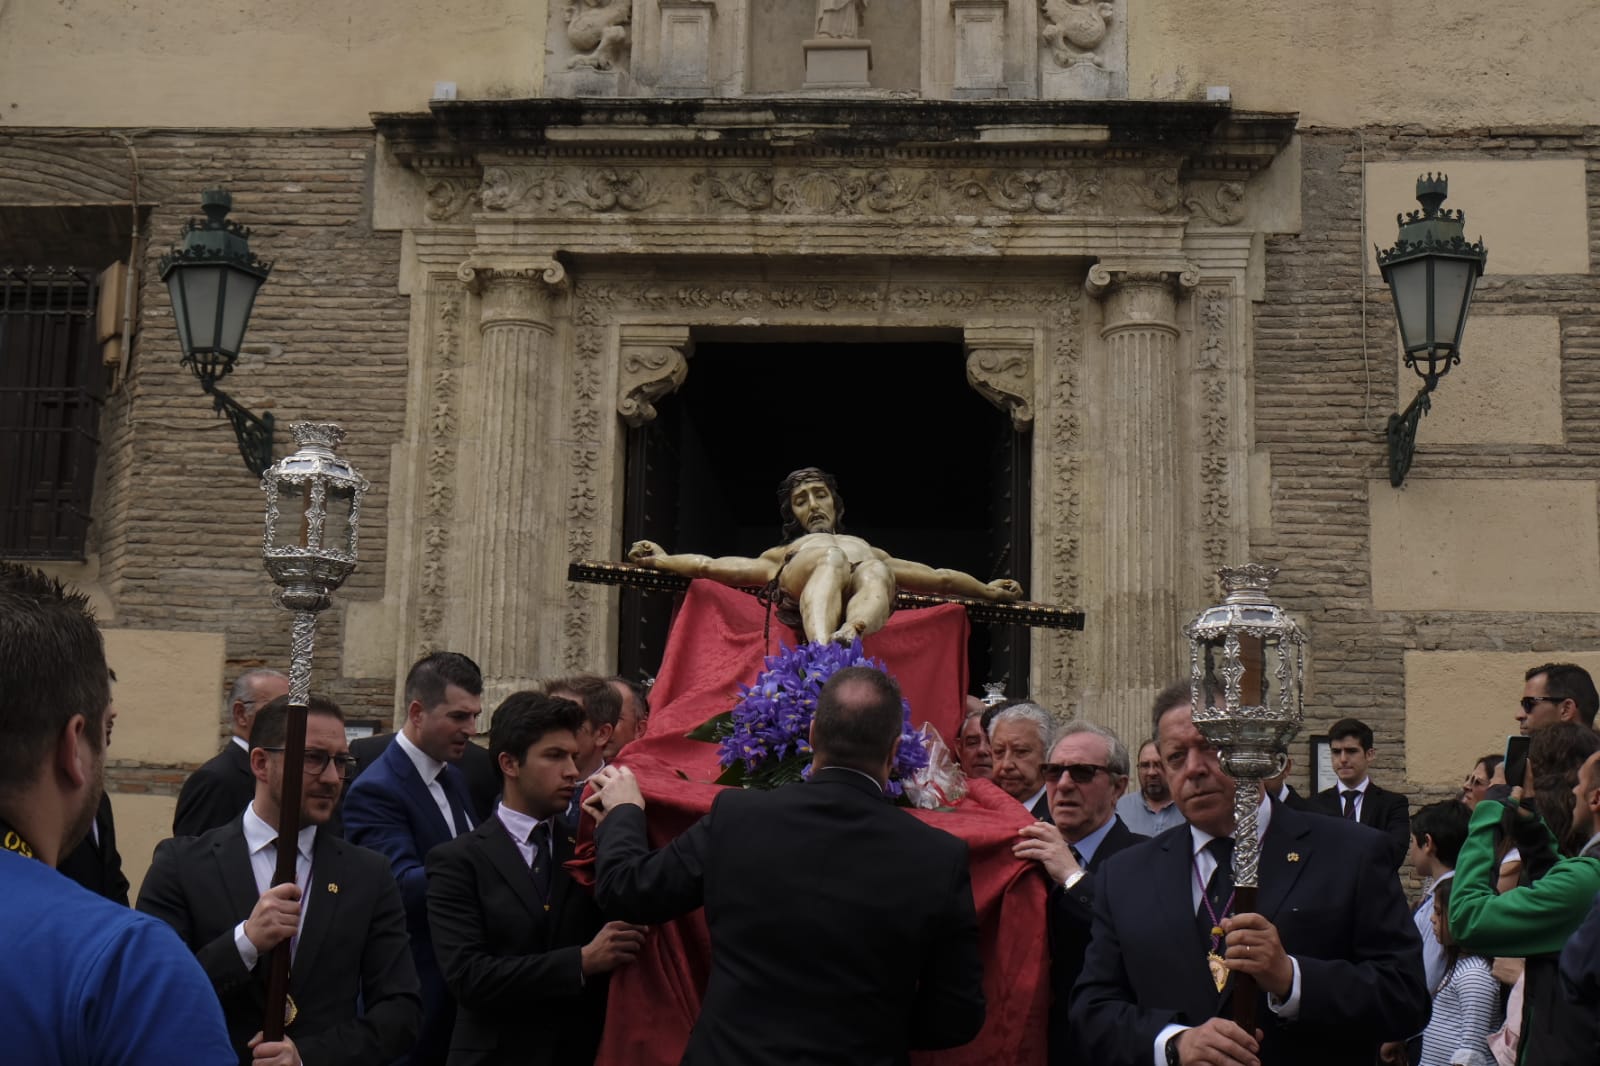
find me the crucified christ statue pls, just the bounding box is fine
[627,467,1024,645]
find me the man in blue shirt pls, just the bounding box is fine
[0,561,233,1065]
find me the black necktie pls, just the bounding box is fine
[1197,836,1235,946]
[442,768,472,836]
[1342,790,1359,820]
[528,821,552,901]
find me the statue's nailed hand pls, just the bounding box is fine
[628,540,664,566]
[987,578,1024,601]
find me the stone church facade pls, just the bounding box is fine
[2,0,1597,890]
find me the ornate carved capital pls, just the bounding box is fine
[617,324,693,427]
[964,325,1037,430]
[1084,264,1199,337]
[457,258,569,331]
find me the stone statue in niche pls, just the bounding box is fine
[1040,0,1114,67]
[565,0,632,70]
[815,0,867,39]
[628,467,1024,645]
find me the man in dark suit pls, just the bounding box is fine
[426,692,646,1066]
[989,701,1055,820]
[137,695,420,1066]
[586,666,986,1066]
[1013,719,1147,1065]
[1263,756,1314,813]
[174,668,289,837]
[351,731,500,824]
[344,651,483,1066]
[1310,717,1410,869]
[1069,694,1429,1066]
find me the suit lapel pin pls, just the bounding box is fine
[328,882,340,893]
[1286,852,1300,863]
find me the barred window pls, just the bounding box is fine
[0,266,105,559]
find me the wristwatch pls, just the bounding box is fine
[1165,1036,1183,1066]
[1063,870,1086,890]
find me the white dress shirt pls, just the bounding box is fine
[1155,795,1303,1066]
[495,801,556,868]
[232,803,316,969]
[396,730,470,834]
[1338,777,1371,822]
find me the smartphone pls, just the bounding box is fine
[1503,734,1531,791]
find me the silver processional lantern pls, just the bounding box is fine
[1185,564,1305,886]
[257,421,368,1042]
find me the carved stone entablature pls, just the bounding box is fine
[964,325,1038,430]
[617,324,693,426]
[457,258,569,331]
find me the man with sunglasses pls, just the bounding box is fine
[139,695,421,1066]
[1518,662,1598,734]
[1013,721,1145,1066]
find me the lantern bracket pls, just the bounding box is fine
[1386,384,1433,488]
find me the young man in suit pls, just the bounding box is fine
[426,692,645,1066]
[1012,719,1147,1066]
[586,666,986,1066]
[343,651,483,1066]
[349,731,500,824]
[1310,717,1410,869]
[1069,692,1429,1066]
[137,695,420,1066]
[174,668,289,837]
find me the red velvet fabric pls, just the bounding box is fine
[589,580,1049,1066]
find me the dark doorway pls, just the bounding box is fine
[620,338,1030,694]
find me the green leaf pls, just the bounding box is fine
[685,711,734,743]
[714,761,748,788]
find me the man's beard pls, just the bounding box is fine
[61,774,104,858]
[1142,780,1170,803]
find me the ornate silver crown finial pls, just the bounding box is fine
[1217,563,1278,603]
[290,422,346,450]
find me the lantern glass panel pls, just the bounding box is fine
[166,273,194,358]
[178,264,226,354]
[1387,257,1430,352]
[271,481,311,550]
[1431,258,1475,347]
[1200,640,1223,711]
[323,481,356,554]
[1237,632,1267,706]
[218,268,264,357]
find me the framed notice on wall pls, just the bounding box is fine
[1309,734,1338,795]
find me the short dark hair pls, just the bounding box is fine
[404,652,484,710]
[609,676,650,716]
[1327,718,1375,751]
[1525,662,1599,727]
[1530,722,1600,853]
[1477,753,1503,779]
[249,694,345,750]
[1410,799,1470,869]
[812,667,903,771]
[0,564,111,796]
[1150,680,1193,740]
[778,467,844,542]
[489,692,586,768]
[544,674,622,729]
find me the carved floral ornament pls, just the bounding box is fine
[1040,0,1116,69]
[419,163,1245,226]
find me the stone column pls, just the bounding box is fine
[1083,264,1197,747]
[457,258,568,710]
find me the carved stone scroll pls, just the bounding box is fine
[964,325,1037,431]
[618,324,693,426]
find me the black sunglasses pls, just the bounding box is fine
[1042,763,1111,785]
[1520,696,1565,713]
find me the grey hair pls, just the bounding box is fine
[227,668,287,714]
[1050,719,1131,778]
[988,701,1053,751]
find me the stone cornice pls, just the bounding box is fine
[375,97,1296,174]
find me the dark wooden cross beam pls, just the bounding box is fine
[568,561,1085,631]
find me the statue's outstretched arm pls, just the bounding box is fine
[628,540,782,587]
[886,557,1024,602]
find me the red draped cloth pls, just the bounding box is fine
[588,580,1048,1066]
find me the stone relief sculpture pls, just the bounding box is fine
[1040,0,1114,67]
[815,0,866,39]
[565,0,632,70]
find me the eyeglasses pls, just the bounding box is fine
[1519,696,1564,713]
[259,746,358,779]
[1043,763,1111,785]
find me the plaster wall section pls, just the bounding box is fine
[0,1,547,128]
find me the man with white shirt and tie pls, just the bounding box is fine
[138,695,420,1066]
[1310,717,1411,870]
[543,674,621,827]
[345,652,484,1066]
[426,691,645,1066]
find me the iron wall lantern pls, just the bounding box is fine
[159,188,275,476]
[1376,175,1488,487]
